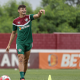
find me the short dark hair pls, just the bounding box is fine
[18,5,26,10]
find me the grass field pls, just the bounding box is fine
[0,69,80,80]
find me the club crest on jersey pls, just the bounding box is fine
[25,18,28,22]
[18,21,20,24]
[18,49,22,52]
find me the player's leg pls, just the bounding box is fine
[24,50,30,75]
[18,54,24,78]
[24,43,32,76]
[16,44,25,80]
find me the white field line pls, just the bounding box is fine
[0,49,80,53]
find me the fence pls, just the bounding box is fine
[0,33,80,69]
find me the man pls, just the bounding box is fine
[6,5,45,80]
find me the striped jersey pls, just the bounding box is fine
[13,14,34,44]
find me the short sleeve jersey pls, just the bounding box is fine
[13,14,34,44]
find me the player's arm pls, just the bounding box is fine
[6,31,17,53]
[33,9,45,19]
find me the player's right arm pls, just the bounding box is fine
[6,31,17,53]
[6,19,17,53]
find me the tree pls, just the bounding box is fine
[0,0,79,33]
[0,0,34,33]
[66,0,80,5]
[35,0,77,33]
[3,0,33,19]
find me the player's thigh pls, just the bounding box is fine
[16,44,25,54]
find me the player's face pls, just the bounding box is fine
[18,8,26,15]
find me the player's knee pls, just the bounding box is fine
[18,54,24,63]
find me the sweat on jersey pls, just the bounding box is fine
[12,14,34,44]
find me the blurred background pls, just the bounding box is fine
[1,0,80,33]
[0,0,80,80]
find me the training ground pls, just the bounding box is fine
[0,69,80,80]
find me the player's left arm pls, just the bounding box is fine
[33,9,45,19]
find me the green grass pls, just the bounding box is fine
[0,69,80,80]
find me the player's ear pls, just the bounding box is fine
[18,10,20,13]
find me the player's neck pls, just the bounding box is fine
[19,14,26,18]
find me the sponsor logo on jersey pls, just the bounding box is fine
[48,54,58,67]
[25,18,28,22]
[18,49,22,52]
[19,27,21,30]
[19,25,30,30]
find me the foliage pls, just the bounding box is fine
[0,0,80,33]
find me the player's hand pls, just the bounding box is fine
[6,45,10,53]
[40,9,45,14]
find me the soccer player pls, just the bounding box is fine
[6,5,45,80]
